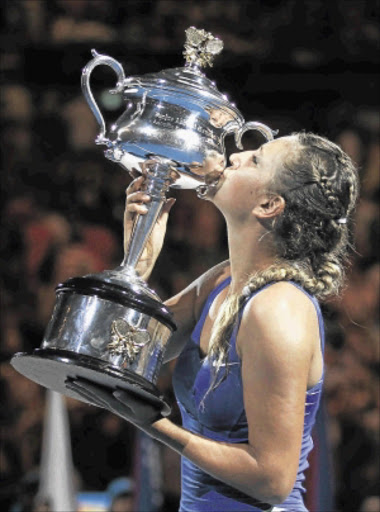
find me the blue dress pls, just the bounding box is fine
[172,277,325,512]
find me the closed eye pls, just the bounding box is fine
[252,146,264,166]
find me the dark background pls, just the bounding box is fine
[1,1,379,511]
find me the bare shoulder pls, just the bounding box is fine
[244,281,317,320]
[238,281,318,360]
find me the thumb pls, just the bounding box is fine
[160,197,176,219]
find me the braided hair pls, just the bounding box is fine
[205,132,359,393]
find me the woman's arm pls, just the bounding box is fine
[147,282,319,505]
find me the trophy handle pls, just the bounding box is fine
[81,49,126,146]
[234,121,278,149]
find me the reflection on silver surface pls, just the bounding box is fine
[205,107,235,129]
[42,293,171,384]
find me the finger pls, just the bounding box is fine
[65,379,104,403]
[159,197,176,222]
[129,168,140,180]
[113,389,140,405]
[126,191,151,205]
[65,380,104,407]
[139,159,157,174]
[66,378,116,409]
[126,203,149,215]
[161,197,176,215]
[113,390,160,415]
[113,390,162,423]
[65,380,106,408]
[126,175,145,194]
[126,176,144,196]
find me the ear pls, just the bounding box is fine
[253,194,285,220]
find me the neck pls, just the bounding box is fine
[226,219,277,295]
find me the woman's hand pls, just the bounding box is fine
[65,377,166,426]
[124,167,176,280]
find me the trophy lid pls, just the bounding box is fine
[122,27,241,117]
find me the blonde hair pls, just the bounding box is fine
[205,132,359,396]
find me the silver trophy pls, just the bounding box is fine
[12,28,276,413]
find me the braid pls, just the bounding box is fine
[204,132,359,398]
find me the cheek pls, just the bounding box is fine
[214,174,257,212]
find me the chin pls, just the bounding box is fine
[207,185,223,203]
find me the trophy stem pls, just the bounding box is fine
[121,157,176,271]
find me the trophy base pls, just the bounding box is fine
[11,348,171,416]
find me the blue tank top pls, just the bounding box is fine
[172,277,325,512]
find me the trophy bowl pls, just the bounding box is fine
[11,27,276,413]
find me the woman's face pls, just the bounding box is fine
[211,135,299,220]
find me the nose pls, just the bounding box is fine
[229,153,240,168]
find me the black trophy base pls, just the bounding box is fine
[11,348,171,416]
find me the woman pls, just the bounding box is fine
[67,132,359,511]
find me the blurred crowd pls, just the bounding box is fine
[1,1,379,511]
[1,0,379,62]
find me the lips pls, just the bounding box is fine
[196,168,227,199]
[205,170,224,187]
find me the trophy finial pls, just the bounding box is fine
[183,27,223,69]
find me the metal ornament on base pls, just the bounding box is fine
[11,28,277,412]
